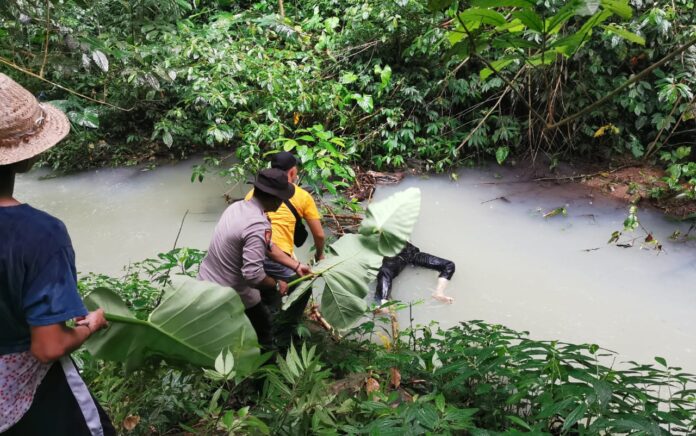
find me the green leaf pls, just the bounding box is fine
[470,0,534,7]
[435,393,446,413]
[507,415,532,430]
[576,0,600,16]
[547,0,588,33]
[353,94,374,113]
[601,24,645,45]
[296,234,383,329]
[526,50,559,66]
[601,0,632,18]
[283,189,421,329]
[562,403,588,432]
[162,131,174,147]
[458,8,507,27]
[592,380,612,408]
[340,72,358,84]
[608,230,621,244]
[655,356,667,367]
[175,0,193,11]
[84,276,260,372]
[480,58,515,80]
[360,187,422,256]
[495,146,510,165]
[511,10,544,32]
[428,0,454,11]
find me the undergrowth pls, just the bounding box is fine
[75,249,696,435]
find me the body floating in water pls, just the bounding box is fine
[375,242,455,309]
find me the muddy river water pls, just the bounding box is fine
[15,161,696,372]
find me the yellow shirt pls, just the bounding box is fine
[245,185,321,255]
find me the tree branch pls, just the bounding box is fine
[545,36,696,131]
[39,0,50,78]
[0,56,133,111]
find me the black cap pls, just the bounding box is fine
[253,168,295,200]
[270,151,298,171]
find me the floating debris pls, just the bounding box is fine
[543,206,568,218]
[345,168,404,202]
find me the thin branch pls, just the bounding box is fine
[646,94,696,159]
[172,209,190,251]
[39,0,50,78]
[644,95,683,159]
[0,56,134,111]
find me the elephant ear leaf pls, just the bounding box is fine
[84,276,259,373]
[360,187,421,257]
[282,234,381,324]
[318,234,383,329]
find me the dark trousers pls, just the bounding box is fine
[375,243,456,301]
[4,358,115,436]
[251,259,312,350]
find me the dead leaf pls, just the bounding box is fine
[543,206,567,219]
[365,377,380,394]
[122,415,140,432]
[390,367,401,389]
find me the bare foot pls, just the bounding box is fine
[373,306,390,315]
[432,293,454,304]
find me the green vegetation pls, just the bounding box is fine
[77,249,696,434]
[3,0,696,432]
[1,0,694,198]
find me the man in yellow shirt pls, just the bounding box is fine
[245,151,325,281]
[245,152,325,343]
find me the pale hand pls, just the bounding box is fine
[76,308,108,332]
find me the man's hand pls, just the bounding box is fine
[278,280,289,296]
[296,263,312,277]
[314,253,325,263]
[76,308,108,332]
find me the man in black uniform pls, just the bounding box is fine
[375,242,455,308]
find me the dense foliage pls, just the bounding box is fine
[1,0,694,197]
[77,250,696,435]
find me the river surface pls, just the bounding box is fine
[15,162,696,372]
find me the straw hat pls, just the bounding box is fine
[0,73,70,165]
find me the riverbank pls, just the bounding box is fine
[18,159,696,373]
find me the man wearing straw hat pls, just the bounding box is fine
[0,73,115,435]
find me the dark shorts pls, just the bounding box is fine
[3,357,115,436]
[263,258,296,281]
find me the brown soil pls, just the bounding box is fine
[580,165,696,220]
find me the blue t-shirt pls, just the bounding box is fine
[0,204,87,355]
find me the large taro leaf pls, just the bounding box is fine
[84,276,259,373]
[284,188,421,329]
[359,187,421,257]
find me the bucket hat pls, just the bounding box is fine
[253,168,295,200]
[0,73,70,165]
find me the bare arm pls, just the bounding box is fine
[30,308,107,363]
[306,219,325,262]
[268,244,310,276]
